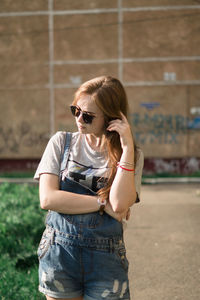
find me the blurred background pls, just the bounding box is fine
[0,0,200,176]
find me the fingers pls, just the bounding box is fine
[107,118,128,133]
[107,116,125,130]
[120,112,128,123]
[107,121,122,131]
[107,112,128,128]
[106,112,133,149]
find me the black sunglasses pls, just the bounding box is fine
[70,105,96,124]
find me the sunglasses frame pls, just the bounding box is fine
[70,105,96,124]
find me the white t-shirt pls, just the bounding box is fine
[34,131,144,198]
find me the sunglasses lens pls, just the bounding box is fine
[82,114,94,124]
[70,106,94,124]
[70,106,80,117]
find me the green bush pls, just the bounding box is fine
[0,183,46,299]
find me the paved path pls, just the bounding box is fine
[125,184,200,300]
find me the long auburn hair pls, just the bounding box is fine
[72,76,137,200]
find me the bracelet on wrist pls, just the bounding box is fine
[117,163,135,172]
[117,163,134,172]
[118,161,134,167]
[97,198,107,215]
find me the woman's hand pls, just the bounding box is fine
[104,202,131,222]
[107,112,134,151]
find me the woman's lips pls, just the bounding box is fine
[77,124,85,129]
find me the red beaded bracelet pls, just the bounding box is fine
[117,164,134,172]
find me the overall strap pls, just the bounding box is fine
[60,132,72,172]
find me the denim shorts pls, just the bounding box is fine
[37,224,130,299]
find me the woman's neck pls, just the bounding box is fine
[85,134,102,151]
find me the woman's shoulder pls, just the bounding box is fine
[45,131,80,158]
[51,131,79,145]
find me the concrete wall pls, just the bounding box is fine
[0,1,200,161]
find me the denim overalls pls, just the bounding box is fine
[37,133,130,300]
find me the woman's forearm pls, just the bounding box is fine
[39,174,99,214]
[41,189,99,214]
[109,146,137,213]
[106,114,137,213]
[39,174,125,220]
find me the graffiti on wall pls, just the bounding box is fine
[130,113,189,145]
[143,157,200,175]
[0,121,49,154]
[188,117,200,129]
[140,102,160,110]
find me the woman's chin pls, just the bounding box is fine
[77,125,86,132]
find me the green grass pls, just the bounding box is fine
[0,183,46,299]
[0,172,34,178]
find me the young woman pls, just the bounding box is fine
[34,76,144,300]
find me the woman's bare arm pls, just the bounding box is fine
[39,173,99,214]
[39,173,127,221]
[107,113,137,213]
